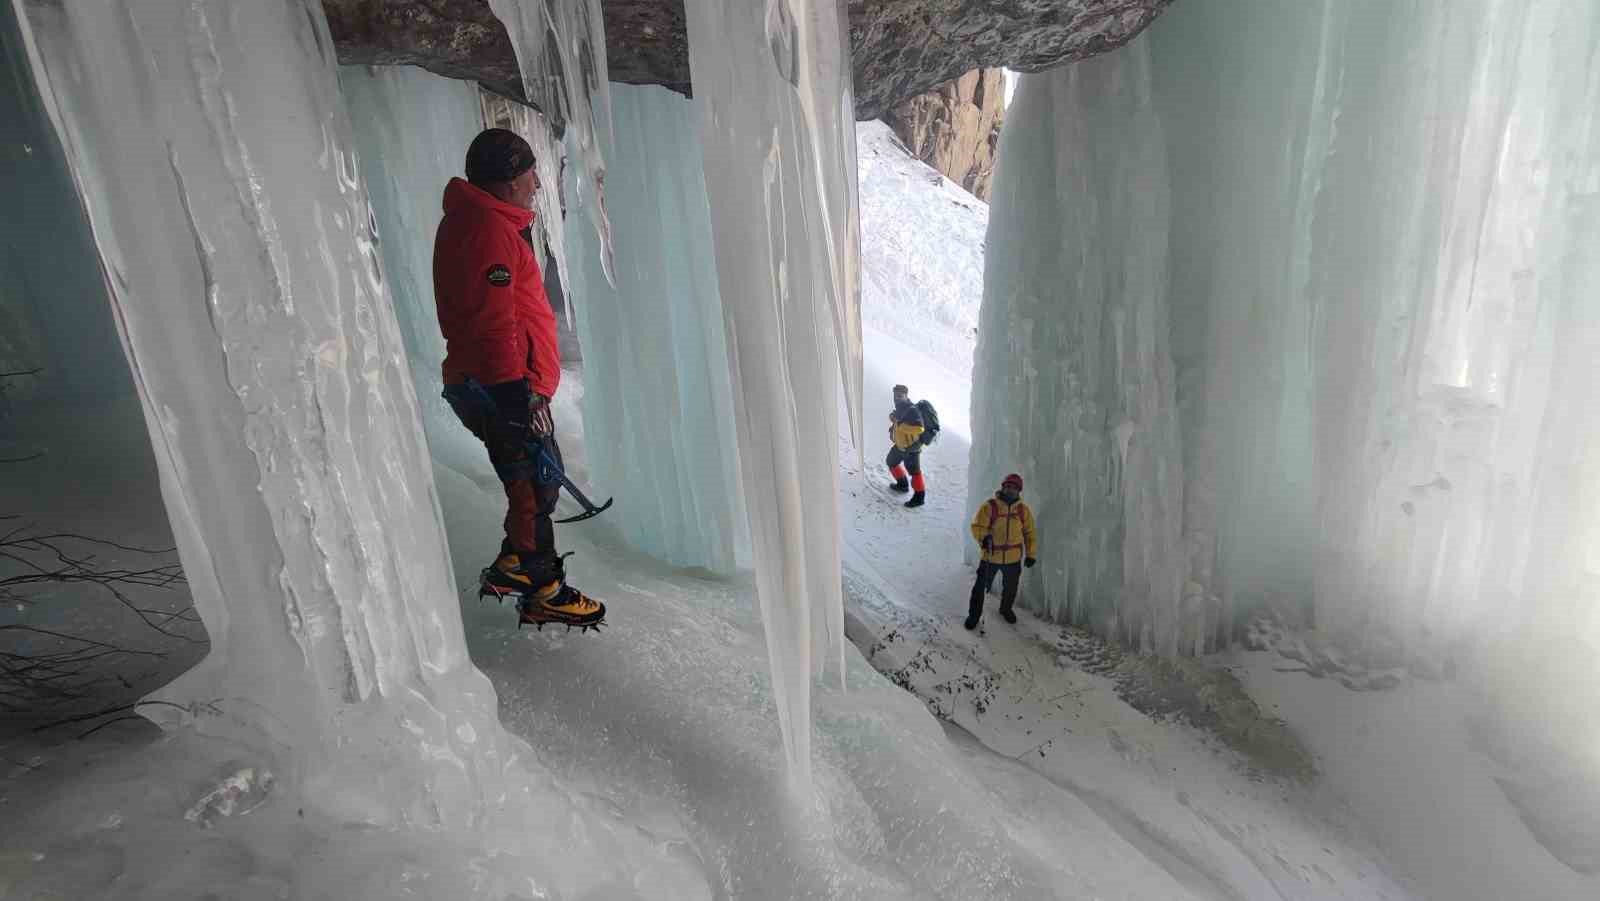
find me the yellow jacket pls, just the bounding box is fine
[971,495,1037,565]
[891,419,925,451]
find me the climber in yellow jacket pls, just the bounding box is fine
[966,473,1037,629]
[886,384,929,508]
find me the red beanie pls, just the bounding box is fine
[1002,473,1023,491]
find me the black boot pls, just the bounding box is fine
[889,479,910,493]
[1000,608,1017,625]
[963,613,980,630]
[904,491,925,508]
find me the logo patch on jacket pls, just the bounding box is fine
[486,264,512,287]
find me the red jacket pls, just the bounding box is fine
[433,177,560,398]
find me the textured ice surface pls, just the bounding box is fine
[974,0,1600,660]
[683,0,863,793]
[970,39,1187,654]
[490,0,616,286]
[15,0,515,826]
[561,84,746,572]
[339,65,482,449]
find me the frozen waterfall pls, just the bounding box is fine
[684,0,863,793]
[14,0,510,825]
[974,0,1600,658]
[561,83,747,573]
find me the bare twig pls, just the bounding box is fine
[1,522,196,712]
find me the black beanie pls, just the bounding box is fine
[465,128,536,185]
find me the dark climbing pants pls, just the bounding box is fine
[444,389,562,558]
[969,560,1021,621]
[885,445,921,475]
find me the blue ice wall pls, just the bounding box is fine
[562,84,745,573]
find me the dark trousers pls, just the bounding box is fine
[445,394,561,559]
[885,445,921,474]
[969,561,1021,620]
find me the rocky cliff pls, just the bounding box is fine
[322,0,1172,121]
[885,67,1005,199]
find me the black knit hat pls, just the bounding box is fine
[465,128,536,185]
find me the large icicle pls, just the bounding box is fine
[977,0,1600,663]
[13,0,509,825]
[561,84,746,572]
[683,0,863,793]
[490,0,616,287]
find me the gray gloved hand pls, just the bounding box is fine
[529,393,554,437]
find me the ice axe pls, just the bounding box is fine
[441,379,614,523]
[529,438,614,523]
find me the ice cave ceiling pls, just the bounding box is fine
[322,0,1173,120]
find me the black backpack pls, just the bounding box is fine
[914,399,940,445]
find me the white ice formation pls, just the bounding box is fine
[15,0,511,825]
[339,65,483,447]
[490,0,617,287]
[684,0,864,793]
[972,0,1600,659]
[561,84,747,572]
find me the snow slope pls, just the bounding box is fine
[858,121,987,377]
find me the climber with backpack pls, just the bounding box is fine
[966,473,1037,629]
[886,384,940,508]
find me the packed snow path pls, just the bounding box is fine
[838,329,1408,901]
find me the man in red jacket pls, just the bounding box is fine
[434,128,603,629]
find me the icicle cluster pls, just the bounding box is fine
[489,0,616,289]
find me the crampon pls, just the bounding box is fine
[478,568,607,633]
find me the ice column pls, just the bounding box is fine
[978,0,1600,657]
[969,43,1188,655]
[561,84,745,572]
[490,0,616,286]
[15,0,509,825]
[338,65,483,445]
[683,0,864,792]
